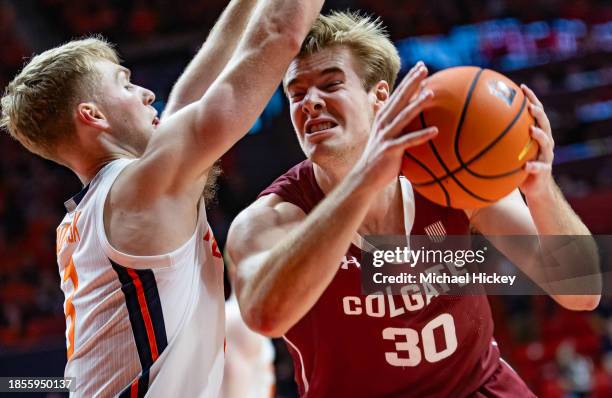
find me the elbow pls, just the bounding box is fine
[242,302,290,338]
[574,295,601,311]
[264,16,304,55]
[281,29,305,55]
[267,29,302,57]
[555,295,601,311]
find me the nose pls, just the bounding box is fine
[302,89,324,116]
[142,88,155,106]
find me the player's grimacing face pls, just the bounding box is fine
[285,47,378,164]
[92,59,159,155]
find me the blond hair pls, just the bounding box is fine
[291,11,401,91]
[0,36,119,160]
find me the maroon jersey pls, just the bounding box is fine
[260,160,512,398]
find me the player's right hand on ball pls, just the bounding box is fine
[354,61,438,190]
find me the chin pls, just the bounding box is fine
[306,144,343,165]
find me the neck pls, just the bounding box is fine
[64,150,129,186]
[312,160,351,195]
[313,160,404,236]
[360,179,404,236]
[65,131,141,185]
[72,157,119,185]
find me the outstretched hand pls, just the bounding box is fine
[354,61,438,190]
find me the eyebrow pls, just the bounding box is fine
[286,67,345,90]
[115,67,131,81]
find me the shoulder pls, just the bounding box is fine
[232,194,306,235]
[227,193,306,259]
[259,160,323,214]
[259,160,313,195]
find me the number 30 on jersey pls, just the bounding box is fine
[383,313,457,366]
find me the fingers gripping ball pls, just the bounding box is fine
[402,66,539,209]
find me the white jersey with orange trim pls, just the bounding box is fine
[56,158,225,398]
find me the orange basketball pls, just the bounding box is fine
[402,66,539,209]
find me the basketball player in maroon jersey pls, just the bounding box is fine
[227,12,601,397]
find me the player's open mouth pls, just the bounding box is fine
[152,117,160,127]
[305,121,338,134]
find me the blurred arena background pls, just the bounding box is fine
[0,0,611,397]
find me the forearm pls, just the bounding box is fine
[184,0,322,166]
[239,172,378,336]
[526,179,600,309]
[526,178,590,235]
[158,0,323,183]
[163,0,258,117]
[231,0,321,60]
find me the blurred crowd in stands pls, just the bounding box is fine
[34,0,612,41]
[1,0,611,396]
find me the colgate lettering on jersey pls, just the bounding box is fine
[343,286,431,317]
[342,261,470,317]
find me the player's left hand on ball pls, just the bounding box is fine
[518,84,555,197]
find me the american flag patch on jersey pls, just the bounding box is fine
[425,221,447,243]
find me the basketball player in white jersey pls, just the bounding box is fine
[0,0,323,396]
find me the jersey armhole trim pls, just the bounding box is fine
[283,335,309,394]
[95,159,206,269]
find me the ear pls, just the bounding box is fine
[370,80,390,112]
[76,102,110,130]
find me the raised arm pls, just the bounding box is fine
[104,0,325,259]
[227,180,380,337]
[163,0,258,118]
[227,64,438,336]
[125,0,324,198]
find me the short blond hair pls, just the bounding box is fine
[0,36,119,160]
[291,11,401,91]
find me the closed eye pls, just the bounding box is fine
[290,92,305,102]
[325,81,343,90]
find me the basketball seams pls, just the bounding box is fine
[421,109,496,205]
[453,68,485,169]
[413,94,528,186]
[427,139,495,204]
[459,95,528,179]
[418,112,451,206]
[403,67,534,207]
[403,152,451,207]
